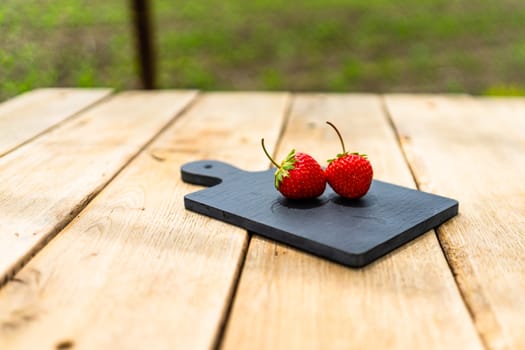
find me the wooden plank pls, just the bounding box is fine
[0,92,290,349]
[0,88,112,157]
[384,94,525,350]
[0,90,197,286]
[221,94,483,350]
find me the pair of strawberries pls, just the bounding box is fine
[262,122,373,200]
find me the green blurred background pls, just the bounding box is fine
[2,0,525,101]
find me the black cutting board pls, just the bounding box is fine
[181,160,458,267]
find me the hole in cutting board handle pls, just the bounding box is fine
[181,160,243,187]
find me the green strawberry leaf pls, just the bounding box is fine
[274,149,296,189]
[328,151,368,163]
[327,151,348,163]
[351,152,368,159]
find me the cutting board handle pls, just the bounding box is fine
[181,160,245,187]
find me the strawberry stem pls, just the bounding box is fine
[326,121,346,154]
[261,138,280,168]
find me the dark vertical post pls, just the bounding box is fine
[130,0,156,89]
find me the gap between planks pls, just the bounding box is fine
[211,94,295,350]
[383,94,525,349]
[380,93,490,350]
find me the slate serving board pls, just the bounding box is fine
[181,160,458,267]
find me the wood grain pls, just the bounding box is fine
[221,94,483,350]
[0,92,290,349]
[0,90,197,286]
[385,94,525,350]
[0,88,112,157]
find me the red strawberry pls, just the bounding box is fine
[261,139,326,200]
[325,122,373,199]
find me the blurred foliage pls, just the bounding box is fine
[484,84,525,96]
[2,0,525,101]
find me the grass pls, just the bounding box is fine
[2,0,525,101]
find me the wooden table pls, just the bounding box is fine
[0,89,524,350]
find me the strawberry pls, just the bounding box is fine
[261,139,326,200]
[325,121,373,199]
